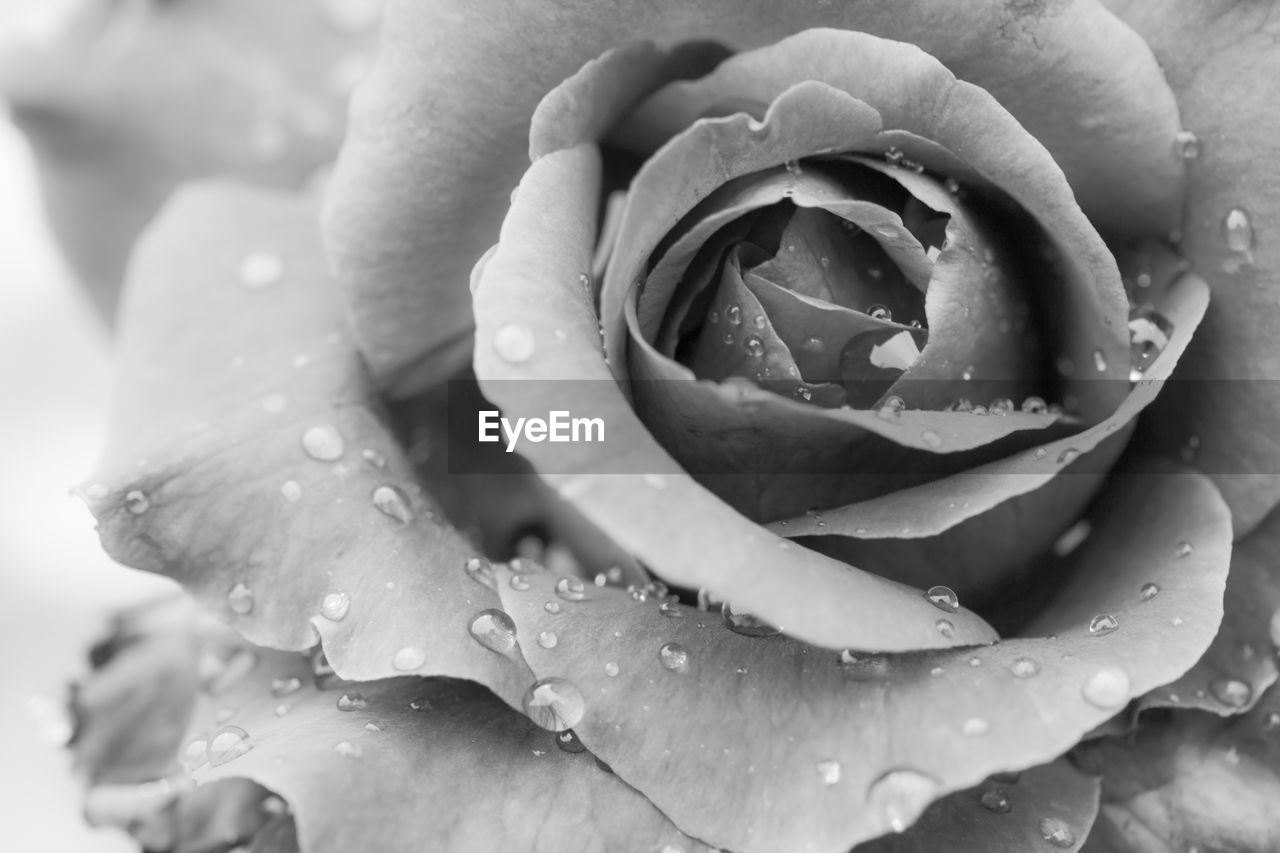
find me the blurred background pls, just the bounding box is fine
[1,1,178,848]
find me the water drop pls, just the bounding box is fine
[469,609,517,655]
[183,739,209,771]
[555,576,586,601]
[368,485,414,524]
[280,480,302,502]
[1174,130,1200,160]
[924,585,959,612]
[1176,540,1194,558]
[336,693,367,712]
[361,448,386,468]
[1057,448,1079,465]
[522,678,585,731]
[1128,308,1173,376]
[980,789,1011,814]
[961,365,975,381]
[1021,396,1047,414]
[544,601,561,614]
[604,661,620,677]
[742,335,765,358]
[867,769,939,833]
[509,573,531,591]
[320,592,350,621]
[936,619,955,638]
[724,304,743,326]
[1222,207,1254,253]
[921,430,942,449]
[537,631,558,649]
[1082,667,1130,708]
[658,642,690,673]
[226,582,255,616]
[1140,582,1160,601]
[1053,520,1091,557]
[884,148,904,166]
[1088,614,1119,636]
[207,725,252,767]
[392,646,426,672]
[658,598,683,618]
[721,601,781,637]
[878,395,906,420]
[867,304,893,322]
[794,385,813,402]
[301,425,345,461]
[1033,447,1048,460]
[464,556,496,590]
[1092,349,1108,372]
[237,252,284,290]
[270,676,302,697]
[1210,677,1252,708]
[123,490,150,515]
[817,759,842,785]
[556,729,587,753]
[989,398,1014,416]
[1038,817,1075,848]
[1010,657,1041,678]
[494,324,536,363]
[333,741,362,758]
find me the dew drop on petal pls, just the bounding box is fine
[1052,520,1091,557]
[555,576,586,601]
[721,601,781,637]
[270,676,302,697]
[1176,540,1194,558]
[227,583,255,616]
[469,609,517,655]
[301,425,345,461]
[817,759,842,785]
[336,693,367,712]
[936,619,954,638]
[537,631,558,649]
[1021,396,1047,414]
[1082,667,1130,708]
[867,304,893,321]
[124,490,150,515]
[1174,129,1200,159]
[1038,817,1075,848]
[522,677,585,731]
[320,592,350,621]
[1140,582,1160,601]
[1057,447,1079,465]
[867,768,939,833]
[1092,349,1108,372]
[509,574,531,591]
[280,480,302,502]
[658,597,683,618]
[742,335,765,358]
[1210,677,1252,708]
[237,252,284,290]
[183,739,209,771]
[1088,614,1119,636]
[556,729,587,754]
[361,448,387,468]
[1011,657,1041,678]
[207,726,252,767]
[544,601,561,614]
[604,661,620,678]
[370,485,414,524]
[493,324,536,363]
[464,556,496,590]
[1222,207,1254,254]
[724,304,743,326]
[333,740,362,758]
[392,646,426,672]
[924,585,959,612]
[980,789,1011,814]
[658,642,690,673]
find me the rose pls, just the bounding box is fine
[12,1,1280,852]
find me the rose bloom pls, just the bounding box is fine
[7,1,1280,852]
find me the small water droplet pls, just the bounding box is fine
[1176,540,1194,558]
[543,601,562,615]
[320,592,350,621]
[555,576,586,601]
[1038,816,1075,848]
[1088,614,1119,636]
[469,609,517,655]
[924,586,959,612]
[227,582,255,616]
[494,324,536,363]
[237,252,284,290]
[969,656,983,667]
[742,335,765,358]
[280,480,302,502]
[935,619,955,638]
[336,693,367,712]
[464,556,496,590]
[1092,349,1108,372]
[721,601,781,637]
[361,448,387,468]
[1222,207,1254,253]
[603,661,620,678]
[1140,582,1161,601]
[1033,447,1048,460]
[537,631,558,649]
[817,759,842,785]
[867,304,893,322]
[980,789,1011,814]
[1019,395,1048,415]
[270,676,302,697]
[724,304,743,326]
[1053,520,1091,557]
[509,573,531,591]
[522,678,585,731]
[302,425,345,461]
[867,769,939,833]
[961,365,975,381]
[371,485,414,524]
[658,642,690,673]
[1210,677,1252,708]
[658,597,683,618]
[878,396,906,420]
[555,728,587,753]
[1057,447,1079,465]
[183,739,209,771]
[207,725,252,767]
[962,717,988,736]
[333,740,362,758]
[1082,667,1130,708]
[274,704,289,717]
[392,645,426,672]
[122,489,150,515]
[1010,657,1041,678]
[1174,129,1200,159]
[793,385,813,402]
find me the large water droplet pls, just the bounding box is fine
[227,582,255,616]
[392,646,426,672]
[1128,307,1173,377]
[522,678,585,731]
[302,425,345,461]
[464,556,496,590]
[721,601,781,637]
[1088,614,1119,637]
[494,324,536,363]
[1222,207,1254,254]
[469,609,517,655]
[1082,667,1130,708]
[510,573,531,591]
[320,592,350,621]
[123,490,150,515]
[1038,816,1075,848]
[237,252,284,290]
[207,725,252,767]
[867,769,939,833]
[1210,677,1252,708]
[1173,129,1200,160]
[371,485,414,524]
[980,788,1011,814]
[924,585,959,612]
[816,759,842,785]
[555,576,586,601]
[183,738,209,771]
[658,642,690,673]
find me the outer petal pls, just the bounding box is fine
[326,0,1183,394]
[491,464,1229,852]
[77,182,535,708]
[1101,0,1280,535]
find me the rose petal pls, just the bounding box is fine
[491,465,1228,852]
[852,759,1099,853]
[77,182,535,707]
[1075,683,1280,852]
[474,143,996,650]
[1101,0,1280,535]
[186,645,715,853]
[0,0,370,318]
[326,0,1182,395]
